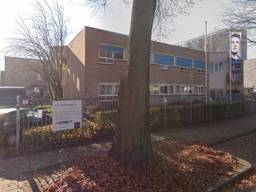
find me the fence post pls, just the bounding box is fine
[16,95,21,153]
[190,95,193,123]
[164,96,167,126]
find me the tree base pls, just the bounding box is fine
[109,144,153,167]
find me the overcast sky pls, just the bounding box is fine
[0,0,255,71]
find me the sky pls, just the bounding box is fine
[0,0,255,71]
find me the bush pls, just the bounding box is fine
[22,117,115,152]
[20,102,246,152]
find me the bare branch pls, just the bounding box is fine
[223,0,256,44]
[5,0,68,99]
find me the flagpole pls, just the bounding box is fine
[229,32,232,104]
[204,21,208,105]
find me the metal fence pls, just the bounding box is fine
[2,95,256,156]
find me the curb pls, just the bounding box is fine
[207,157,253,192]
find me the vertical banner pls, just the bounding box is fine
[230,32,242,83]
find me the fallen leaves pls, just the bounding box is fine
[224,169,256,192]
[45,139,238,192]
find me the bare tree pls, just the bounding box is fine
[86,0,197,166]
[223,0,256,44]
[6,0,68,99]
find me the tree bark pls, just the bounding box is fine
[110,0,156,166]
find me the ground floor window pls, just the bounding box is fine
[99,83,119,96]
[98,82,204,96]
[150,84,204,95]
[194,85,204,94]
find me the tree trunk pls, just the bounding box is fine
[110,0,156,166]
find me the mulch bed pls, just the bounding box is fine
[45,139,238,192]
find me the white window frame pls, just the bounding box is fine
[150,83,175,95]
[98,82,119,96]
[99,49,114,64]
[150,84,160,95]
[99,43,125,64]
[194,85,204,95]
[175,84,193,95]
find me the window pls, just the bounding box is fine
[194,60,205,70]
[72,73,76,82]
[150,84,160,95]
[176,57,193,68]
[33,87,40,93]
[150,84,174,95]
[76,77,80,92]
[176,85,192,94]
[160,85,168,95]
[99,45,124,64]
[176,85,180,94]
[168,85,174,94]
[210,64,214,74]
[152,53,174,66]
[219,62,224,72]
[195,85,204,94]
[180,86,185,94]
[184,85,192,94]
[214,63,219,72]
[213,63,224,73]
[99,83,119,96]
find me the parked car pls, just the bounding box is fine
[0,109,52,146]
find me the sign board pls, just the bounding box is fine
[37,110,43,118]
[230,32,242,83]
[52,100,83,132]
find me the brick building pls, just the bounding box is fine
[2,56,48,98]
[63,26,206,104]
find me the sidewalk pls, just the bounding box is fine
[153,114,256,145]
[0,142,111,192]
[1,114,256,191]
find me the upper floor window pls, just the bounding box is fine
[99,45,124,64]
[211,62,224,73]
[194,60,205,70]
[176,57,193,68]
[151,53,174,68]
